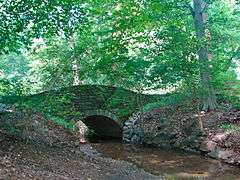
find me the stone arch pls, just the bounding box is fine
[80,110,122,139]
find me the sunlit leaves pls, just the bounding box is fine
[0,0,239,101]
[0,53,30,95]
[0,0,87,53]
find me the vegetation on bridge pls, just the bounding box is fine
[2,85,160,130]
[0,0,240,178]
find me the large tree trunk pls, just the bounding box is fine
[192,0,217,111]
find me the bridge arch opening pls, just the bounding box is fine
[76,115,122,142]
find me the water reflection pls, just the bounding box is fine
[91,141,240,180]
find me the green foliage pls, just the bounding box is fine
[143,101,166,112]
[46,115,75,131]
[106,89,137,117]
[217,123,240,131]
[213,69,240,109]
[0,0,240,111]
[0,53,30,95]
[21,92,78,119]
[0,0,87,53]
[1,125,21,134]
[218,123,234,130]
[5,91,80,131]
[142,94,185,112]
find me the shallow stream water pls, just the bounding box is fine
[90,141,240,180]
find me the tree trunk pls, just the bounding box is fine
[72,59,80,86]
[69,34,80,86]
[192,0,217,111]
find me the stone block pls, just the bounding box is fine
[200,140,217,152]
[212,133,229,143]
[208,148,234,160]
[218,149,234,160]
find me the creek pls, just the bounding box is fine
[89,141,240,180]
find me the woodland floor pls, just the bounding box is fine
[0,133,157,180]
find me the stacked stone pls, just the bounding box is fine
[122,112,144,144]
[200,131,240,164]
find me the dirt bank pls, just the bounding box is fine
[200,110,240,165]
[0,133,160,180]
[0,108,160,180]
[123,105,240,166]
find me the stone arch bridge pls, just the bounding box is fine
[3,85,159,139]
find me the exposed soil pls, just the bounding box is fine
[0,114,158,180]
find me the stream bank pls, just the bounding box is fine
[0,135,158,180]
[1,106,240,179]
[1,134,240,180]
[122,106,240,166]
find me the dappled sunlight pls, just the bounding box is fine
[171,172,210,179]
[91,142,240,179]
[0,0,240,179]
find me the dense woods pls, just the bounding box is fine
[0,0,240,179]
[0,0,239,110]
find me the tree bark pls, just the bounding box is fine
[192,0,217,111]
[69,34,80,86]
